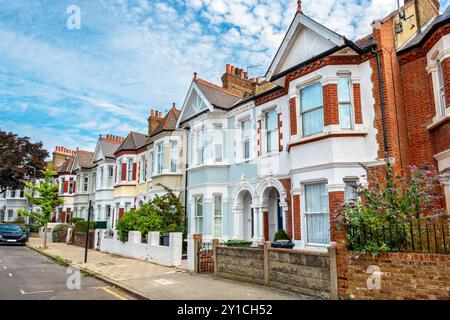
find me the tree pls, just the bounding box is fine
[116,184,185,243]
[18,169,63,249]
[0,130,49,195]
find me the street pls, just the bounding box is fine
[0,246,135,300]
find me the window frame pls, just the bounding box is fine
[194,196,204,234]
[437,59,446,117]
[265,109,279,154]
[213,194,223,238]
[299,82,324,137]
[156,143,164,175]
[241,119,251,161]
[303,182,330,245]
[170,140,178,173]
[338,76,354,130]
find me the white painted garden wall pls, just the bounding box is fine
[95,230,183,267]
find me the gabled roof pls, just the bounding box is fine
[57,157,74,174]
[194,79,242,109]
[77,150,94,168]
[115,131,148,154]
[98,140,121,158]
[398,5,450,54]
[151,105,181,137]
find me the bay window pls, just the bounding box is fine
[100,167,104,188]
[170,141,178,172]
[242,119,251,160]
[266,110,278,153]
[338,77,352,129]
[300,82,324,136]
[92,173,97,191]
[117,160,122,183]
[148,152,154,178]
[304,183,329,244]
[213,195,222,237]
[195,196,204,234]
[83,175,89,192]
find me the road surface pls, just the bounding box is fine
[0,245,135,300]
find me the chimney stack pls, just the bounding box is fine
[148,109,164,136]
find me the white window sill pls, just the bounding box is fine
[187,164,230,172]
[427,113,450,130]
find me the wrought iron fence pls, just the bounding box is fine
[348,219,450,254]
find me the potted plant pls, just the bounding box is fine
[271,230,295,249]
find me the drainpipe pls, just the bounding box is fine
[371,48,389,162]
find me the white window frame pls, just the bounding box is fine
[344,178,359,202]
[100,166,104,189]
[83,175,89,192]
[265,109,279,154]
[196,127,205,165]
[170,140,178,172]
[92,173,97,192]
[117,160,122,183]
[194,196,204,234]
[241,119,251,161]
[299,82,324,137]
[157,143,164,175]
[213,194,222,238]
[127,158,133,182]
[437,59,446,117]
[107,166,113,187]
[139,155,146,182]
[338,75,354,130]
[148,151,154,179]
[303,182,330,246]
[213,125,224,163]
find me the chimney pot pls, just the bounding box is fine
[231,66,235,74]
[244,72,248,79]
[226,64,231,73]
[297,0,302,14]
[193,72,198,80]
[151,110,155,117]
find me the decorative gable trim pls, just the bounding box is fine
[177,81,215,127]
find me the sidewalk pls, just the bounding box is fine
[27,238,312,300]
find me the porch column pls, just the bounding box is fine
[252,207,258,241]
[258,208,265,241]
[232,206,241,240]
[280,201,288,232]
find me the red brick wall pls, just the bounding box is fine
[432,120,450,154]
[289,97,298,136]
[280,179,292,240]
[353,83,363,124]
[278,113,283,152]
[292,195,301,241]
[400,56,436,166]
[328,191,345,243]
[323,84,339,126]
[340,252,450,300]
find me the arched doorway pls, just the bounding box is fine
[264,187,282,241]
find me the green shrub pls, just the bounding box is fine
[70,217,84,225]
[74,220,95,233]
[52,224,69,242]
[226,240,253,248]
[274,229,291,241]
[29,224,40,233]
[116,203,163,243]
[14,216,26,225]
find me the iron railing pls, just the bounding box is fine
[348,219,450,254]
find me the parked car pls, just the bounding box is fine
[0,224,29,245]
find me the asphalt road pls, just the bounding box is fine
[0,245,135,300]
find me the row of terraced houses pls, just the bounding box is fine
[3,0,449,251]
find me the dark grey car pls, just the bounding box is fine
[0,224,29,245]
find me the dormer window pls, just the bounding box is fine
[300,82,323,137]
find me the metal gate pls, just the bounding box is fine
[197,241,214,273]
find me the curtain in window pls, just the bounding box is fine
[301,83,324,136]
[305,183,330,244]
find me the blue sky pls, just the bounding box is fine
[1,0,448,154]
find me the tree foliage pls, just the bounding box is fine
[334,163,447,254]
[18,169,63,248]
[0,130,48,194]
[116,184,185,243]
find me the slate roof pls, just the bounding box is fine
[195,79,242,110]
[98,140,121,158]
[398,5,450,53]
[151,106,181,137]
[115,131,148,154]
[354,34,375,51]
[77,150,94,168]
[57,157,74,174]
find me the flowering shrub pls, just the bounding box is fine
[334,163,447,254]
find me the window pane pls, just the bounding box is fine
[302,108,324,136]
[339,104,352,129]
[244,140,250,159]
[306,213,330,244]
[338,77,351,102]
[305,183,329,213]
[301,83,323,112]
[266,110,277,130]
[267,130,278,153]
[345,181,358,201]
[305,183,330,244]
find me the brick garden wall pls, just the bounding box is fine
[339,252,450,300]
